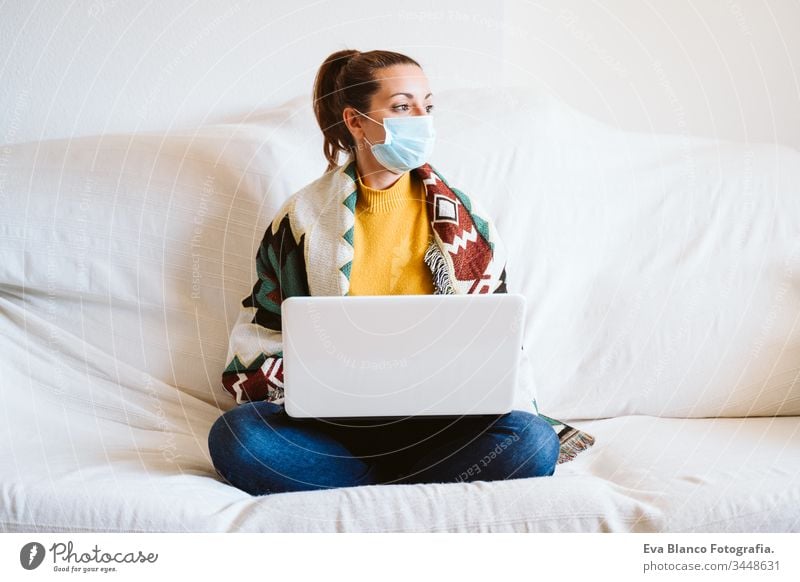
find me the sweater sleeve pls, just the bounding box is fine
[221,206,308,405]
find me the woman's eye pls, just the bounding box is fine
[391,104,434,113]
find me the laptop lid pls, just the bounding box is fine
[281,293,526,419]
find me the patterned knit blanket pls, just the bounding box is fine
[222,153,595,465]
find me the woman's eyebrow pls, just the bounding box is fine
[389,92,433,99]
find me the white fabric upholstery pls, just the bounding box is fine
[0,86,798,532]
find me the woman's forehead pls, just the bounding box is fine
[374,66,431,99]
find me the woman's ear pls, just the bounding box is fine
[342,106,365,141]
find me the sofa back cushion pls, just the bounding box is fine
[0,97,324,406]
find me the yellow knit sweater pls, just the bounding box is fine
[348,169,434,296]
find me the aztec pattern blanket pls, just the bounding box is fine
[222,153,595,464]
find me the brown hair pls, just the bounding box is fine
[313,49,422,172]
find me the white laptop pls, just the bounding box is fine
[281,293,526,420]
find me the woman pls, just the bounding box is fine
[207,49,570,496]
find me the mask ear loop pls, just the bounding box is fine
[354,108,381,126]
[354,108,383,148]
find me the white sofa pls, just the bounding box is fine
[1,86,798,532]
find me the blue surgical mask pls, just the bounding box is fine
[356,109,436,174]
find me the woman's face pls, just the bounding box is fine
[344,64,434,159]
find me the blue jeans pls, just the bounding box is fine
[207,401,560,495]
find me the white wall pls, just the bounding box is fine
[1,0,798,149]
[503,0,800,150]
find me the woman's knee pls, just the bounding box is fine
[494,411,560,477]
[207,401,380,494]
[208,401,281,456]
[207,401,284,484]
